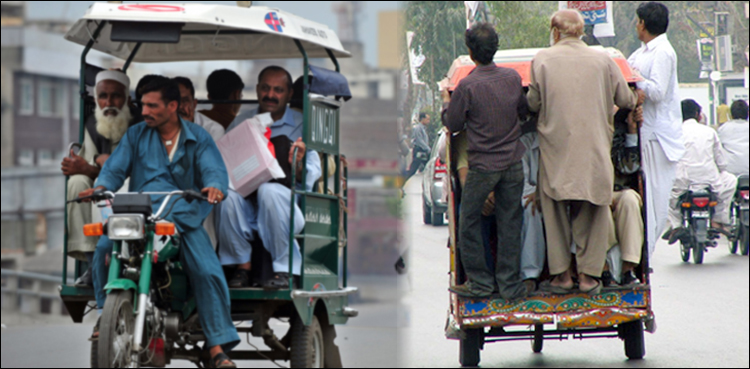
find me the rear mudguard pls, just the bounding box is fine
[692,218,709,244]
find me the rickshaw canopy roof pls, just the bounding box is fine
[64,3,350,63]
[440,46,641,91]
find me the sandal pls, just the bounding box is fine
[580,280,602,295]
[263,273,290,290]
[88,317,100,342]
[539,280,574,295]
[210,353,236,369]
[228,269,251,289]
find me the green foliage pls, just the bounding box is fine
[404,1,749,85]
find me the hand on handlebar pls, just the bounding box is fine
[76,186,107,203]
[201,187,224,205]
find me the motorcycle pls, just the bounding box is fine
[72,189,214,368]
[729,175,750,256]
[672,184,719,264]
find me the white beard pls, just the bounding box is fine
[94,105,131,143]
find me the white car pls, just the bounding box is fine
[422,130,448,226]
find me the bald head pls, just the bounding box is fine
[550,9,585,38]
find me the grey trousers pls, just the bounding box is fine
[459,162,526,299]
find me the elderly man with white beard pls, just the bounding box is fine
[62,70,135,287]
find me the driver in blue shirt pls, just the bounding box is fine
[79,77,239,368]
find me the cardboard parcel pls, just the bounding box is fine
[217,113,286,197]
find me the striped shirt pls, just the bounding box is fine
[442,64,528,172]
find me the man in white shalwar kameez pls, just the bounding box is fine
[669,100,737,231]
[627,2,685,257]
[717,100,749,177]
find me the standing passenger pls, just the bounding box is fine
[442,23,529,300]
[626,2,685,257]
[527,9,637,294]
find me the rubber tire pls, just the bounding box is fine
[321,323,343,368]
[532,324,544,354]
[459,329,482,367]
[432,211,444,226]
[291,314,325,369]
[98,291,135,368]
[680,241,691,263]
[91,338,98,368]
[693,242,705,265]
[741,226,749,256]
[620,320,645,360]
[730,207,740,254]
[423,201,433,225]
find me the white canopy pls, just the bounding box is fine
[64,3,350,63]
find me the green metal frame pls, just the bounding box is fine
[61,21,352,329]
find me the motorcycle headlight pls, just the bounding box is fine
[108,215,145,241]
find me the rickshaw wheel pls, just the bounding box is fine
[98,291,136,368]
[459,328,482,367]
[290,314,325,368]
[531,324,544,353]
[91,338,98,368]
[619,320,645,360]
[680,242,691,263]
[729,207,740,254]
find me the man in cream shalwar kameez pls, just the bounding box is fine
[527,10,638,293]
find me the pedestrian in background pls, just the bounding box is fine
[403,112,432,185]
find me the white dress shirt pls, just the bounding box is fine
[717,119,750,176]
[194,112,225,142]
[627,34,685,162]
[676,119,727,186]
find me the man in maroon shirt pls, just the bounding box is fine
[442,23,529,300]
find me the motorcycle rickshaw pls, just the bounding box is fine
[440,47,655,367]
[59,3,356,367]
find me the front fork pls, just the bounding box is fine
[132,235,155,366]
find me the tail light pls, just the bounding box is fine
[692,197,710,208]
[434,158,447,180]
[742,191,749,201]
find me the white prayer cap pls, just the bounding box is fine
[95,70,130,92]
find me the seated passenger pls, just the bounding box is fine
[717,100,749,177]
[173,76,225,141]
[81,77,239,366]
[199,69,245,131]
[668,100,737,235]
[63,70,136,287]
[605,107,646,287]
[217,66,322,290]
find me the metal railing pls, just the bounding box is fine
[1,269,64,315]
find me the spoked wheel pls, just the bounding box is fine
[459,328,482,367]
[290,314,325,368]
[680,241,691,263]
[98,291,136,368]
[531,324,544,354]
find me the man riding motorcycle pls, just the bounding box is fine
[79,77,240,368]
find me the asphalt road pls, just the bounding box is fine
[0,276,399,368]
[397,174,750,368]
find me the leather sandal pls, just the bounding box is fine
[210,353,236,369]
[228,269,251,289]
[88,317,100,342]
[263,273,290,290]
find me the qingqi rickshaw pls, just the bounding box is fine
[441,47,655,367]
[59,2,356,368]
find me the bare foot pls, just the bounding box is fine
[578,274,599,292]
[550,271,574,289]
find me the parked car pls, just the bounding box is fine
[423,130,448,226]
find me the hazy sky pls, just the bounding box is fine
[26,1,400,68]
